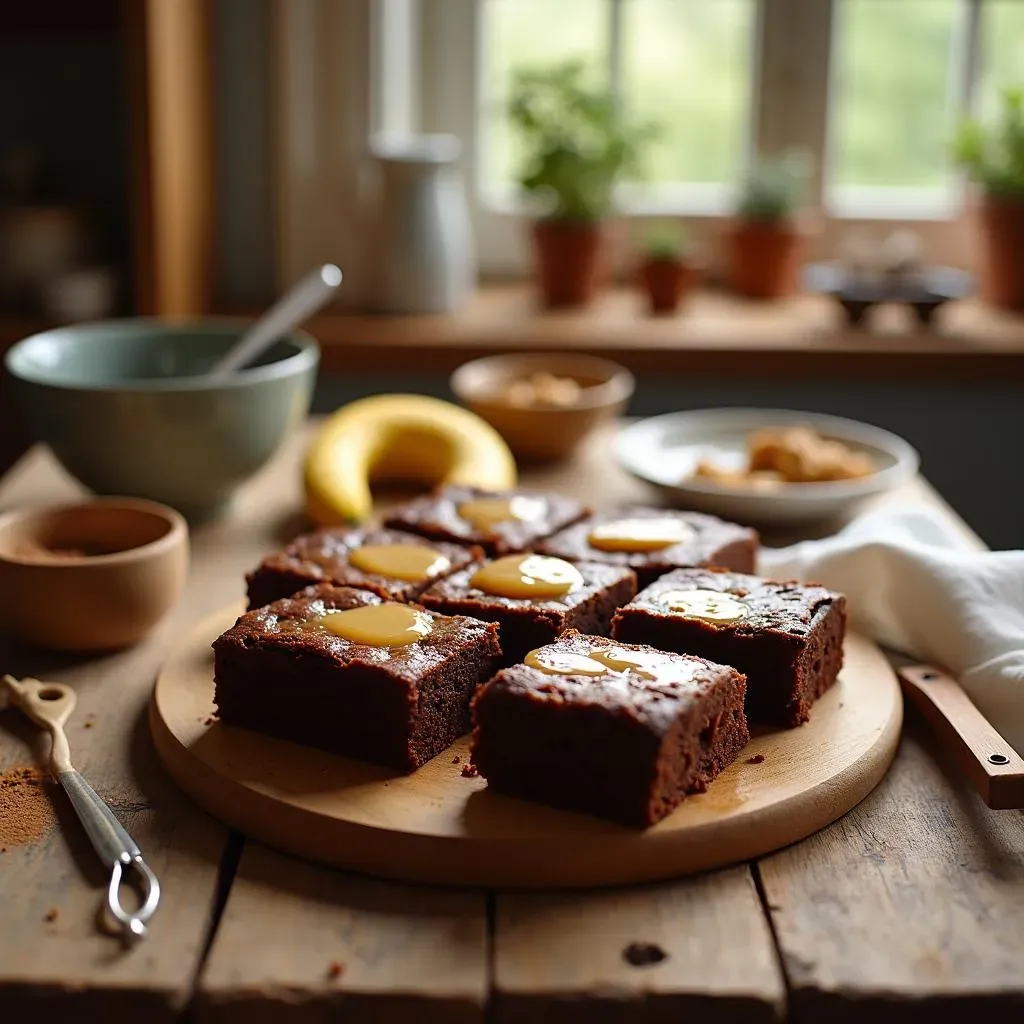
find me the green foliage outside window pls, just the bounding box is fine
[508,60,660,222]
[953,88,1024,198]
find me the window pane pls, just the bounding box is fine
[827,0,964,217]
[620,0,754,200]
[480,0,608,199]
[978,0,1024,121]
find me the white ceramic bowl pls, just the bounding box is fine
[616,408,919,527]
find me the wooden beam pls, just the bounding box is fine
[129,0,215,316]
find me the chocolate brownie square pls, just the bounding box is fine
[384,485,588,556]
[537,506,758,588]
[470,630,749,827]
[612,568,846,727]
[213,584,502,771]
[245,527,480,609]
[420,554,637,664]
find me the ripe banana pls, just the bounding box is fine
[304,394,518,525]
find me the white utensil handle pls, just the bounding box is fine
[207,263,342,379]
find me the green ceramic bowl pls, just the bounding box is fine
[5,320,320,521]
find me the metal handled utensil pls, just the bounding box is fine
[205,263,342,380]
[1,674,160,941]
[897,663,1024,809]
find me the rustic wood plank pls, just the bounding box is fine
[759,720,1024,1022]
[492,868,784,1023]
[0,459,227,1018]
[0,430,312,1017]
[196,842,487,1024]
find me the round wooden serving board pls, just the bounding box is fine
[151,603,903,888]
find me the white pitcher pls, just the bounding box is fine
[368,134,474,314]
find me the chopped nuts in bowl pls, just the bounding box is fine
[501,371,583,409]
[450,354,635,463]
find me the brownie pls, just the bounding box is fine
[611,568,846,727]
[245,527,480,609]
[213,584,502,771]
[384,485,588,555]
[420,557,637,665]
[470,630,749,827]
[537,506,759,588]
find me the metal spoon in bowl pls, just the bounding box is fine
[206,263,343,380]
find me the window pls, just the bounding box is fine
[414,0,1021,275]
[269,0,1018,287]
[826,0,967,219]
[480,0,756,213]
[977,0,1024,120]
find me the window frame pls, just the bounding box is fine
[269,0,990,295]
[418,0,985,277]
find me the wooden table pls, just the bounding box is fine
[2,424,1023,1022]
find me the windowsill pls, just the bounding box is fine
[298,285,1024,382]
[4,286,1020,384]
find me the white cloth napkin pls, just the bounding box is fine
[758,504,1024,757]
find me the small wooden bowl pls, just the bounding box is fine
[0,498,189,651]
[450,353,635,463]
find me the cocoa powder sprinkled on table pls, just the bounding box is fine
[0,765,58,846]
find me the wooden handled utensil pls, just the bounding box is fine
[897,664,1024,809]
[1,674,160,941]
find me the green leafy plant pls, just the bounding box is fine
[736,150,812,223]
[508,60,660,222]
[643,221,689,262]
[953,87,1024,197]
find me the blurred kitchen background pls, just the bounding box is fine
[0,0,1022,545]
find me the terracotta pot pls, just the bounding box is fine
[726,221,804,300]
[531,220,608,308]
[976,194,1024,311]
[639,258,697,314]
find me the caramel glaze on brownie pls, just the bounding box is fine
[214,584,502,771]
[470,630,749,827]
[420,560,637,665]
[383,485,588,556]
[536,506,759,589]
[245,527,481,609]
[612,567,846,727]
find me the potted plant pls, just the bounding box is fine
[953,87,1024,311]
[638,222,697,314]
[726,151,811,300]
[509,61,658,308]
